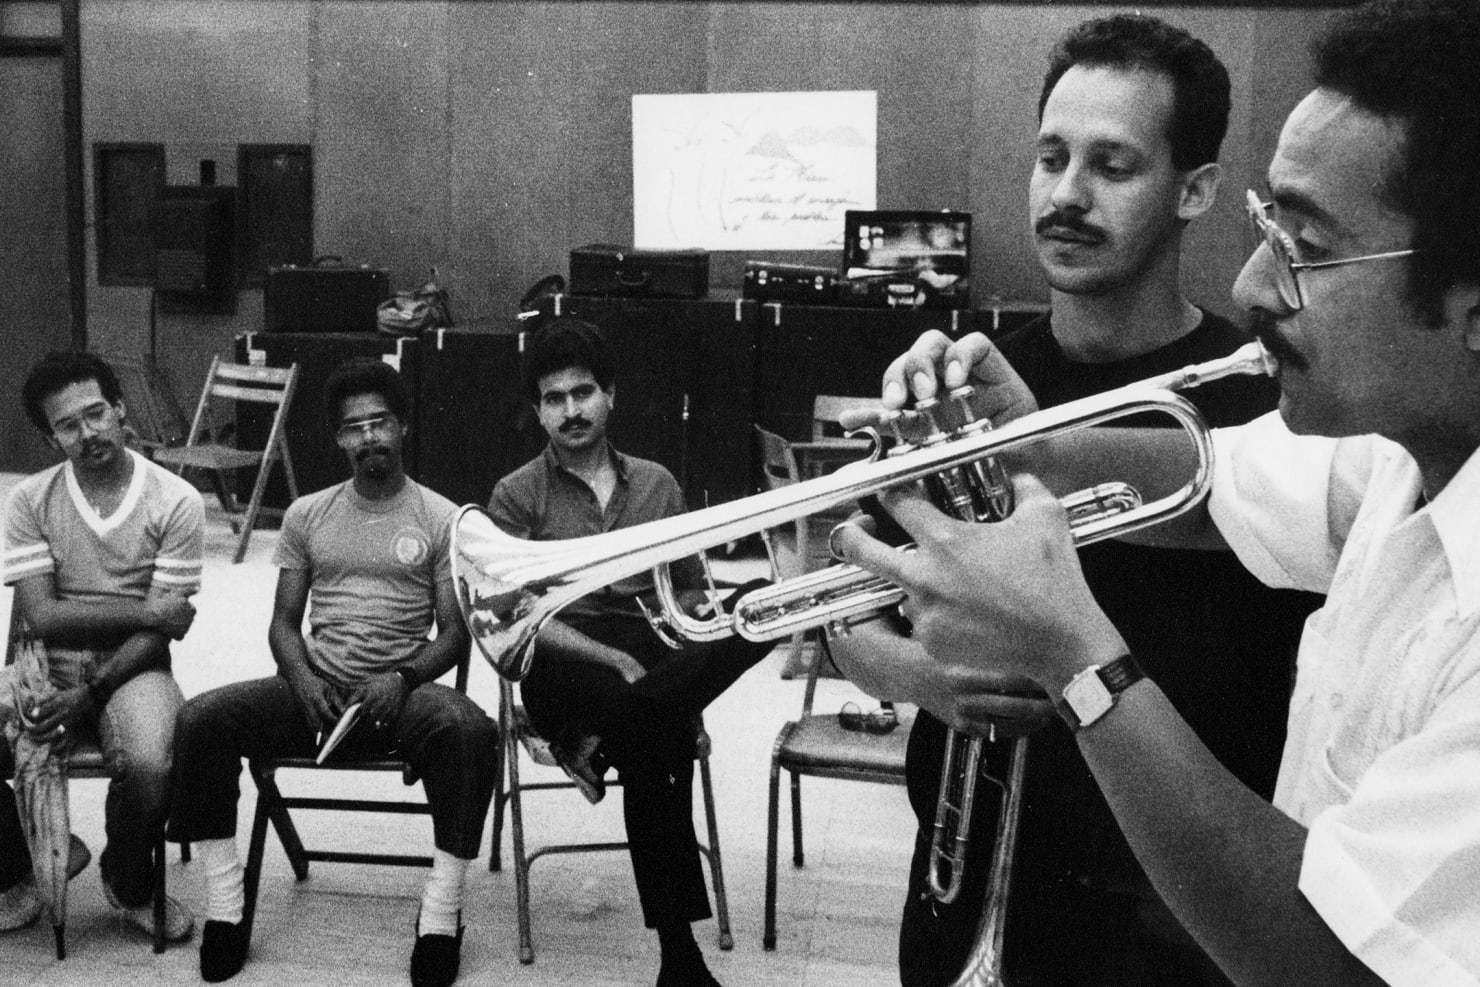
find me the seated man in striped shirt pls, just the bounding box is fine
[1,351,203,943]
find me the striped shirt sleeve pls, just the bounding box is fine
[2,485,55,585]
[151,484,204,595]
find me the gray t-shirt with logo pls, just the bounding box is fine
[274,479,455,687]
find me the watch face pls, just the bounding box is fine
[1063,670,1114,726]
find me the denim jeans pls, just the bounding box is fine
[169,674,499,860]
[47,645,181,908]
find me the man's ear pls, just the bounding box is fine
[1176,162,1221,221]
[1448,283,1480,352]
[607,382,616,411]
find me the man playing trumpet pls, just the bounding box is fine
[834,0,1480,983]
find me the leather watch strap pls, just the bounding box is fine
[1056,652,1146,731]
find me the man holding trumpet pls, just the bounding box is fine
[834,1,1480,983]
[832,12,1316,986]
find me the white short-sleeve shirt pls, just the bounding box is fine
[1210,412,1480,986]
[3,448,204,600]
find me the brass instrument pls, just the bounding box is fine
[450,341,1273,684]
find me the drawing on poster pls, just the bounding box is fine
[633,91,876,251]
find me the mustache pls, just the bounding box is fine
[1248,310,1307,372]
[559,417,593,433]
[1034,210,1107,244]
[355,445,392,461]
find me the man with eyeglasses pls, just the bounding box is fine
[1,351,202,941]
[169,358,497,987]
[832,0,1480,982]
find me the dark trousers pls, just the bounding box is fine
[168,675,499,860]
[520,613,770,929]
[897,714,1231,987]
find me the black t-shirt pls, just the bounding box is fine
[906,309,1322,898]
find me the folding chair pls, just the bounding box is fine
[237,650,472,945]
[151,356,300,563]
[2,609,169,958]
[763,630,910,950]
[489,677,733,964]
[753,425,867,677]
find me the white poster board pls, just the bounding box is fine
[632,90,876,251]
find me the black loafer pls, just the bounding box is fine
[200,919,249,982]
[410,922,464,987]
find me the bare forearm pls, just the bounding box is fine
[21,597,164,643]
[90,629,171,695]
[403,623,468,683]
[1078,682,1382,986]
[535,619,646,681]
[268,615,319,685]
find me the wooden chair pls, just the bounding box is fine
[239,650,471,947]
[489,677,733,964]
[763,630,910,950]
[151,357,300,564]
[2,609,169,958]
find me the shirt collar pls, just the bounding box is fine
[541,441,629,485]
[1422,442,1480,615]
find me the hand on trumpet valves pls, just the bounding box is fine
[836,330,1039,435]
[828,616,1056,738]
[828,473,1129,691]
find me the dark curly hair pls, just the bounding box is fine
[521,317,614,404]
[322,357,409,427]
[1312,0,1480,326]
[22,351,124,433]
[1039,13,1230,171]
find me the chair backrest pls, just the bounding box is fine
[95,352,192,451]
[811,395,876,441]
[184,356,299,448]
[754,425,800,491]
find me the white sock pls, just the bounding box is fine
[196,838,245,924]
[418,849,470,936]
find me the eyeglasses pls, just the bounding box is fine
[336,415,398,443]
[51,403,116,442]
[1245,189,1420,311]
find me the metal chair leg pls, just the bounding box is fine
[790,770,805,867]
[764,757,781,951]
[697,752,733,951]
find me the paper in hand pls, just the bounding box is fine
[315,702,363,764]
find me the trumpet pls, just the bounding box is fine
[451,341,1275,683]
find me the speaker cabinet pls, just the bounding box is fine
[233,333,421,509]
[151,186,235,311]
[417,325,545,509]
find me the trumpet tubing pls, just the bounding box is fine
[451,342,1273,682]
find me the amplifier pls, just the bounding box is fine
[742,261,837,304]
[264,257,390,333]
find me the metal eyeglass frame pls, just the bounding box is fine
[1245,189,1420,311]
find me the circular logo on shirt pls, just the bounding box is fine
[393,527,430,566]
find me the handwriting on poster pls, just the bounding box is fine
[633,91,877,251]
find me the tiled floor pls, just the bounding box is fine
[0,477,917,986]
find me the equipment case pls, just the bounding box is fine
[569,244,709,300]
[263,257,390,332]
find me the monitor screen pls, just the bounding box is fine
[841,210,971,309]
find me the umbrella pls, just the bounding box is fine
[5,633,72,960]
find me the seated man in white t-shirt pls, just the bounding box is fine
[828,1,1480,983]
[169,358,498,987]
[1,351,203,942]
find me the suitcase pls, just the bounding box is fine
[263,256,390,332]
[569,244,709,300]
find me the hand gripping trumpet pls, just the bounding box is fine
[450,341,1275,685]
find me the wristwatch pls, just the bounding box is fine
[1056,653,1145,731]
[394,666,420,692]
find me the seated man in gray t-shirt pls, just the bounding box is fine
[169,359,498,987]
